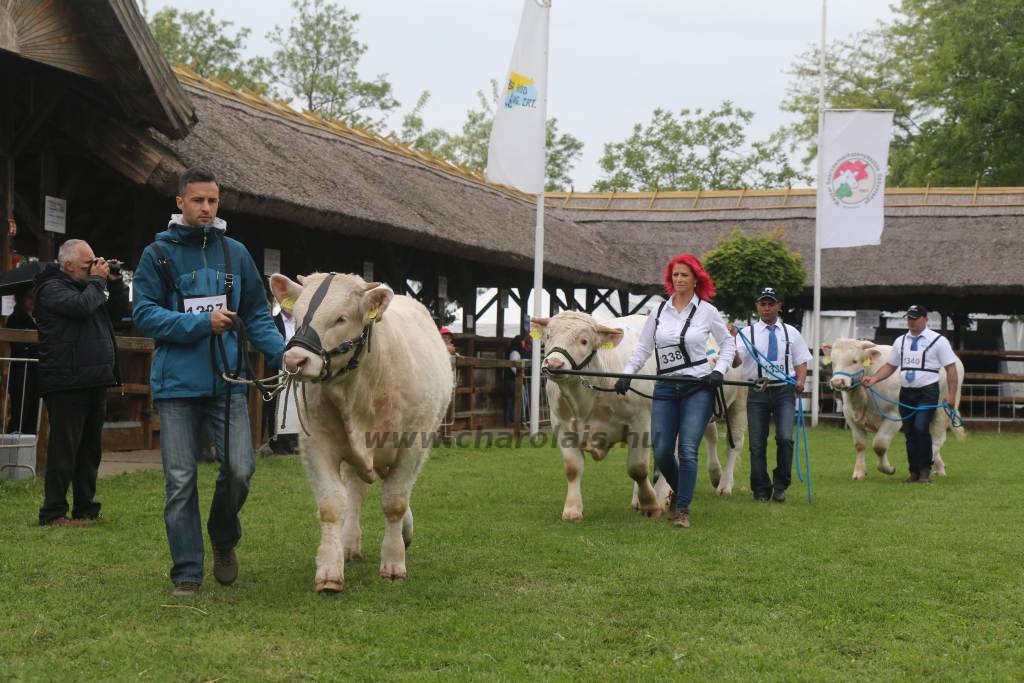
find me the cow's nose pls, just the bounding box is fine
[829,378,845,389]
[283,351,307,374]
[544,357,564,370]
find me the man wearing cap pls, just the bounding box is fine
[733,287,812,502]
[861,305,959,483]
[439,327,457,356]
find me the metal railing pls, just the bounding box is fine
[0,357,40,480]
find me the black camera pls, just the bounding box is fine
[107,259,123,274]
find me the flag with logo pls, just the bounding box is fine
[818,110,895,248]
[485,0,550,194]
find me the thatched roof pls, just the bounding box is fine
[1,0,194,138]
[145,70,623,289]
[130,72,1022,313]
[548,188,1024,313]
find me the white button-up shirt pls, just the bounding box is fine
[735,319,812,382]
[885,328,958,388]
[624,295,735,378]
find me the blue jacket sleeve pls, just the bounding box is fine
[131,246,214,343]
[236,244,284,370]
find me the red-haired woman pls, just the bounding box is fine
[615,253,735,528]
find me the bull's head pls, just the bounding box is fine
[530,312,624,375]
[825,339,883,391]
[271,272,393,381]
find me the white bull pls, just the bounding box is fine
[824,338,965,480]
[271,272,452,592]
[704,340,748,496]
[532,312,668,520]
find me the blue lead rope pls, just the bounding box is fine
[864,385,964,428]
[736,329,813,504]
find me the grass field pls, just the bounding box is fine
[1,425,1022,682]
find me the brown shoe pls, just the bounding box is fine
[213,546,238,585]
[41,517,88,528]
[171,581,201,598]
[903,471,919,484]
[672,512,691,529]
[917,468,932,484]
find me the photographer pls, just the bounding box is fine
[34,239,127,527]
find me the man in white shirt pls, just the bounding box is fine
[733,287,812,502]
[861,305,959,483]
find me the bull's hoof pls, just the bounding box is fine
[852,472,866,481]
[315,579,344,593]
[379,563,407,580]
[643,506,664,519]
[716,486,734,496]
[344,548,363,562]
[561,510,583,522]
[879,465,896,475]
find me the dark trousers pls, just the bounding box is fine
[747,384,796,498]
[39,388,106,523]
[899,383,939,473]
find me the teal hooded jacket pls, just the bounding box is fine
[132,217,284,399]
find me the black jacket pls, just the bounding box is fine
[33,263,128,395]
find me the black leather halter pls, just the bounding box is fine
[544,345,598,372]
[285,274,374,383]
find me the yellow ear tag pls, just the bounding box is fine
[529,328,542,340]
[599,341,615,350]
[280,296,296,312]
[863,358,872,367]
[365,306,382,322]
[823,355,831,365]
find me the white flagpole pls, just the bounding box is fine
[811,0,827,426]
[529,1,550,436]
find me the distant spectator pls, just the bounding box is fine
[5,288,39,434]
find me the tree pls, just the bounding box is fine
[782,0,1024,186]
[397,80,584,192]
[702,230,806,324]
[592,102,807,192]
[147,7,271,93]
[267,0,399,132]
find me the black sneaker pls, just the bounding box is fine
[213,546,238,586]
[772,489,787,503]
[172,581,201,598]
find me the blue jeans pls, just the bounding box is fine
[747,384,796,498]
[651,380,715,513]
[156,393,256,585]
[899,383,939,473]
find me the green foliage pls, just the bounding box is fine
[267,0,399,132]
[3,430,1024,680]
[593,102,808,192]
[702,230,806,322]
[396,80,584,192]
[147,7,272,93]
[782,0,1024,186]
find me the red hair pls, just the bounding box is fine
[663,253,716,301]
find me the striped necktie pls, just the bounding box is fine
[906,335,921,381]
[767,324,779,362]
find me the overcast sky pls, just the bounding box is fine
[149,0,896,190]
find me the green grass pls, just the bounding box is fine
[1,426,1023,682]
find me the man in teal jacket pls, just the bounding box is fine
[132,166,283,598]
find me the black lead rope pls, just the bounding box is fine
[547,368,751,448]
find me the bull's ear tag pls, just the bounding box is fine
[599,341,615,350]
[823,355,831,365]
[365,306,382,322]
[863,358,872,367]
[530,328,542,340]
[280,296,296,312]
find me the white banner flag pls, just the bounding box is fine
[818,110,894,248]
[485,0,550,194]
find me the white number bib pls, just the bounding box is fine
[903,349,924,369]
[657,344,687,372]
[184,294,227,316]
[765,362,787,377]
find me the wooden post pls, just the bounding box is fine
[1,155,12,271]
